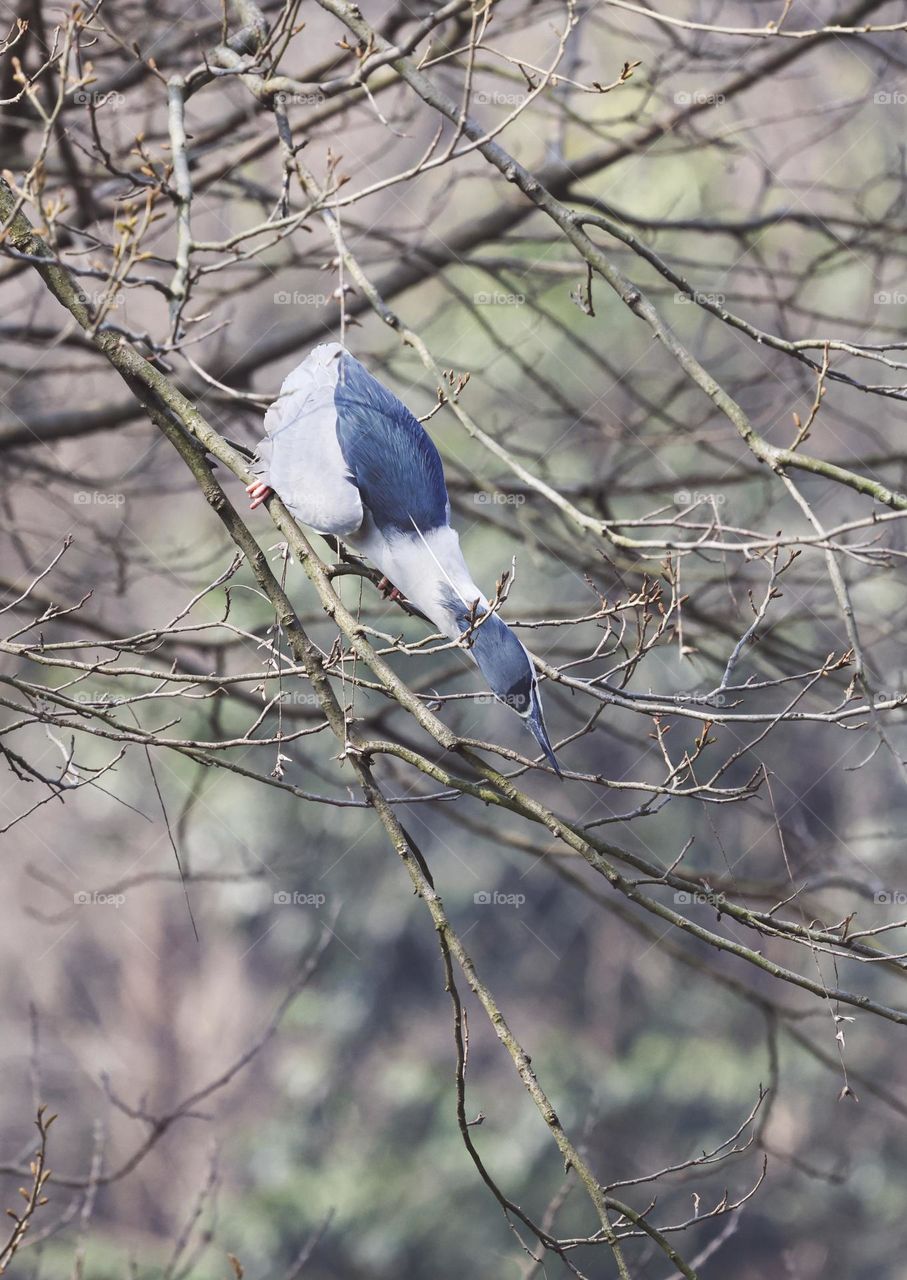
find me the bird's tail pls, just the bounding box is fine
[526,686,562,777]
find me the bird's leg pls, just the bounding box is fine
[246,480,272,510]
[376,575,403,602]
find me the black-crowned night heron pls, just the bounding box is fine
[246,342,561,775]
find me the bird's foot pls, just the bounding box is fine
[246,480,272,510]
[376,575,403,602]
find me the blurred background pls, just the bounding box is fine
[3,0,907,1276]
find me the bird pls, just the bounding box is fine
[245,342,561,776]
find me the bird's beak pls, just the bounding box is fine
[527,688,562,778]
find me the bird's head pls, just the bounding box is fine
[456,605,561,777]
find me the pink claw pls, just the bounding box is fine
[246,480,272,510]
[376,575,403,602]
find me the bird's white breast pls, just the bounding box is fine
[356,523,485,639]
[262,346,363,537]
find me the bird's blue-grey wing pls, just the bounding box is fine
[253,343,363,537]
[333,351,450,536]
